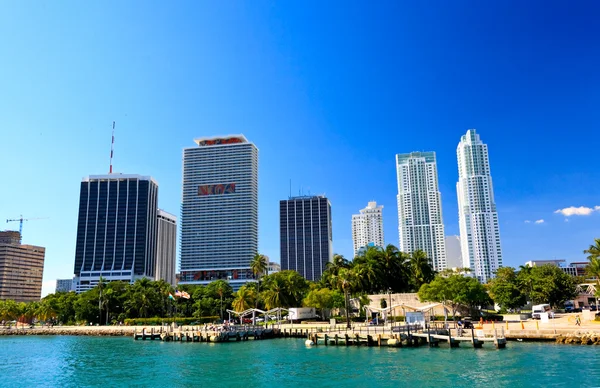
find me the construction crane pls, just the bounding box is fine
[6,215,48,239]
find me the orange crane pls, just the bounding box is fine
[6,215,48,239]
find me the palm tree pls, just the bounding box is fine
[97,276,106,324]
[408,250,435,290]
[333,268,355,329]
[262,277,285,310]
[214,280,228,320]
[250,253,268,308]
[36,299,57,323]
[584,238,600,286]
[232,286,256,312]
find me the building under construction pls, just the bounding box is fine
[0,231,46,302]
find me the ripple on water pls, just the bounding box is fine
[1,337,600,387]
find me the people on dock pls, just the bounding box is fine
[575,315,581,326]
[457,320,464,337]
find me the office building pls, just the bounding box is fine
[457,129,503,283]
[0,231,45,302]
[351,201,384,257]
[445,235,463,269]
[156,210,177,286]
[280,195,333,281]
[179,135,258,289]
[396,152,447,271]
[56,278,73,292]
[72,174,158,292]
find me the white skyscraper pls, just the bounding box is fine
[444,235,463,269]
[396,152,447,271]
[456,129,502,283]
[351,201,384,256]
[179,135,258,289]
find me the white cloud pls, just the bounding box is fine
[524,220,531,223]
[554,206,600,217]
[564,218,569,223]
[534,219,544,224]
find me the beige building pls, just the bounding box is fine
[0,231,45,302]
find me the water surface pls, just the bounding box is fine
[1,336,598,387]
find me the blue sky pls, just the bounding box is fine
[1,1,599,295]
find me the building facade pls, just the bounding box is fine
[457,129,503,283]
[280,195,333,281]
[0,231,45,302]
[72,174,158,292]
[445,235,463,269]
[351,201,384,257]
[179,135,258,289]
[396,152,447,271]
[155,210,177,286]
[56,278,73,292]
[268,261,281,275]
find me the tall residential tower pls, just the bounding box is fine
[179,135,258,289]
[396,152,446,271]
[351,201,384,256]
[456,129,502,282]
[280,195,332,281]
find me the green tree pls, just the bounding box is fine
[408,250,435,290]
[232,285,256,312]
[332,268,356,328]
[524,265,577,308]
[418,274,491,320]
[303,288,335,319]
[260,270,309,309]
[206,280,233,320]
[488,267,526,311]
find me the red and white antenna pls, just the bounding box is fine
[109,121,115,174]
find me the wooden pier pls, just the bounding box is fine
[308,323,507,349]
[133,322,507,349]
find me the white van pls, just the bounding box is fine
[532,304,552,319]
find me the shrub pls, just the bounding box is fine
[124,317,219,326]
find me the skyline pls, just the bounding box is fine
[1,1,599,296]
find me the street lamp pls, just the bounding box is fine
[388,288,393,326]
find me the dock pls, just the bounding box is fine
[133,322,507,349]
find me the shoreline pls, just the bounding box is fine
[2,323,600,343]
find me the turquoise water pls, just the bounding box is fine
[1,336,599,387]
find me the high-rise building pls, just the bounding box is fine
[179,135,258,289]
[456,129,503,283]
[72,174,158,292]
[351,201,384,256]
[396,152,447,271]
[0,231,45,302]
[56,278,73,293]
[280,195,332,281]
[444,235,463,269]
[156,210,177,286]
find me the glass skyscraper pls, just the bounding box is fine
[280,195,332,281]
[456,129,502,283]
[179,135,258,289]
[73,174,158,292]
[396,152,447,271]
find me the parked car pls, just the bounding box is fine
[462,317,474,329]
